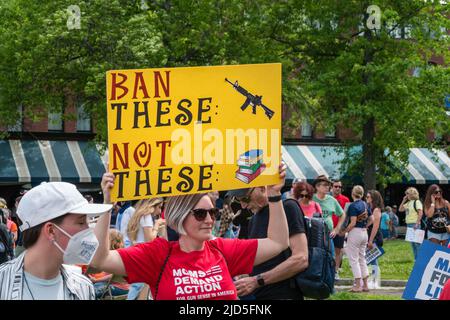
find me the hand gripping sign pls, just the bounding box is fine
[106,63,281,201]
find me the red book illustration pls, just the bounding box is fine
[235,164,266,184]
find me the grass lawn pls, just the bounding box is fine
[328,292,403,300]
[339,239,415,280]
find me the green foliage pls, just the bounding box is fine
[0,0,448,187]
[271,0,449,187]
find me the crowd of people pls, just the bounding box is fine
[0,165,448,300]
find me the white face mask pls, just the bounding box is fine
[52,224,99,265]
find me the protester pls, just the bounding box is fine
[331,179,350,279]
[0,208,18,256]
[213,197,240,239]
[114,201,131,233]
[312,175,346,259]
[423,184,450,246]
[386,206,399,239]
[399,187,423,259]
[127,198,165,245]
[282,177,302,200]
[341,185,373,292]
[120,202,136,247]
[380,209,391,239]
[230,183,308,300]
[0,214,14,264]
[91,164,290,300]
[366,190,384,289]
[110,202,121,228]
[0,182,111,300]
[11,196,24,256]
[293,181,322,218]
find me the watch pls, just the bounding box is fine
[268,195,282,202]
[256,274,265,287]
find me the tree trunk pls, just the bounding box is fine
[362,22,376,191]
[362,117,376,190]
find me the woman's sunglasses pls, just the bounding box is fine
[434,190,442,195]
[191,208,220,222]
[298,194,310,199]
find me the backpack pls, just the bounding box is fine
[284,199,335,300]
[0,224,14,264]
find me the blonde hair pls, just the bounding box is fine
[406,187,420,200]
[109,229,124,250]
[352,185,364,199]
[0,198,7,209]
[165,193,207,236]
[127,198,163,243]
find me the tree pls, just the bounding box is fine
[0,0,281,145]
[269,0,450,189]
[0,0,167,143]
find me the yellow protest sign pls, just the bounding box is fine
[106,63,281,201]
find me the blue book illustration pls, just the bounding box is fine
[239,149,263,160]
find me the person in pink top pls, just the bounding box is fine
[293,182,322,218]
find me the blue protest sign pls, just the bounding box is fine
[445,95,450,109]
[403,240,450,300]
[366,244,385,265]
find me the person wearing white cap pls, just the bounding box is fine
[0,182,112,300]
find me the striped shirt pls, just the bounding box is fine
[0,252,95,300]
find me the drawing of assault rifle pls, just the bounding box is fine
[225,78,275,120]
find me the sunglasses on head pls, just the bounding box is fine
[236,188,255,204]
[190,208,219,221]
[298,194,310,199]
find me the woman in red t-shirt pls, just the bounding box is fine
[91,164,289,300]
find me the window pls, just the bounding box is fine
[76,101,91,132]
[301,119,313,137]
[8,105,23,132]
[48,107,63,131]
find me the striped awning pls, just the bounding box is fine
[282,145,450,185]
[0,140,107,184]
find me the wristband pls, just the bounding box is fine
[268,195,282,202]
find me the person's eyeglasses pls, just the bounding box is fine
[434,190,442,195]
[333,185,342,189]
[318,183,330,188]
[298,194,310,199]
[190,208,219,222]
[236,188,255,204]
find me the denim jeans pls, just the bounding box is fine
[406,223,421,260]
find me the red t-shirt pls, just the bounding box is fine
[332,194,350,227]
[118,237,258,300]
[439,279,450,300]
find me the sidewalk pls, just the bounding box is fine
[335,278,407,287]
[335,278,406,297]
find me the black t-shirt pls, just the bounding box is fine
[247,200,305,300]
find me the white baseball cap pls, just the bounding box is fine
[17,182,112,231]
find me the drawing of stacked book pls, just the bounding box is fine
[235,149,266,184]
